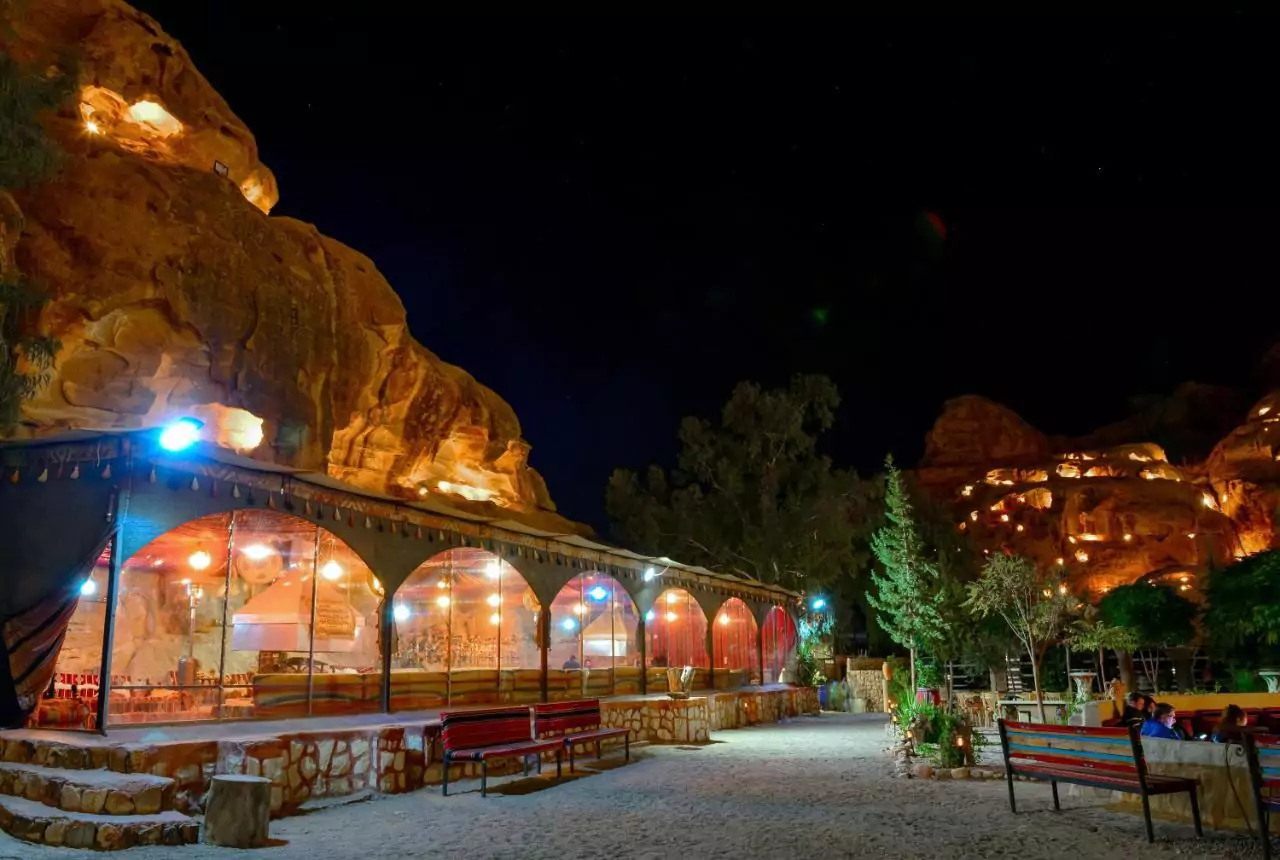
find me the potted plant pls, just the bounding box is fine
[915,661,942,707]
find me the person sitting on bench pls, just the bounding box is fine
[1210,704,1248,744]
[1141,703,1181,740]
[1121,692,1148,727]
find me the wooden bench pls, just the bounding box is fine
[440,706,563,797]
[1244,733,1280,860]
[999,720,1202,843]
[534,699,631,773]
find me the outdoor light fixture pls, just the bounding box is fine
[188,551,212,570]
[489,612,501,625]
[436,595,451,609]
[321,561,344,581]
[84,119,100,135]
[643,567,657,581]
[80,579,97,596]
[392,604,411,622]
[573,602,587,615]
[589,586,608,601]
[159,418,203,452]
[811,597,826,611]
[645,610,655,622]
[485,560,501,580]
[561,618,577,631]
[486,594,501,607]
[665,591,680,605]
[665,611,678,622]
[240,544,273,561]
[718,614,730,626]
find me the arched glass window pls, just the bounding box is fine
[106,510,382,725]
[762,606,798,685]
[548,572,641,700]
[390,549,539,708]
[647,588,708,690]
[712,598,759,688]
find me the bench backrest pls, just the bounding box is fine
[440,706,532,752]
[534,699,603,737]
[1000,720,1141,775]
[1245,733,1280,805]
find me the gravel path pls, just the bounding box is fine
[2,713,1266,859]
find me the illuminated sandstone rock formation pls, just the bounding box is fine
[2,0,573,529]
[917,396,1240,596]
[1205,393,1280,558]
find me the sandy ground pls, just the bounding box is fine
[1,713,1267,859]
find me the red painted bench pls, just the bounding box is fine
[440,706,562,797]
[999,720,1202,843]
[1245,733,1280,860]
[534,699,631,773]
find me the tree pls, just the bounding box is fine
[0,51,74,190]
[866,455,946,691]
[1067,616,1138,687]
[1204,550,1280,675]
[606,375,876,601]
[1098,584,1196,696]
[965,554,1071,722]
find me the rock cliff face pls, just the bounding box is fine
[916,395,1270,597]
[2,0,575,531]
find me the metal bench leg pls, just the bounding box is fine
[569,742,576,774]
[1005,767,1017,814]
[1262,808,1271,860]
[1188,786,1203,837]
[1140,791,1155,843]
[481,760,488,798]
[625,734,630,763]
[536,753,543,775]
[596,739,602,761]
[556,747,562,779]
[1051,781,1060,811]
[442,753,450,797]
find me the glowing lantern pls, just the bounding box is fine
[1015,524,1025,533]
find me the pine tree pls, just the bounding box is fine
[867,455,946,691]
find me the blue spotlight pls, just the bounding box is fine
[159,418,203,452]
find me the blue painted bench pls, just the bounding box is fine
[998,720,1201,843]
[1245,733,1280,860]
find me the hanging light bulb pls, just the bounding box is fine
[589,586,608,601]
[80,579,97,596]
[489,612,501,625]
[665,611,678,622]
[485,560,501,579]
[573,603,587,615]
[665,591,681,605]
[718,614,730,626]
[392,604,411,622]
[486,593,501,607]
[436,595,451,609]
[561,617,577,631]
[321,561,343,581]
[240,544,273,561]
[188,551,212,571]
[645,609,655,622]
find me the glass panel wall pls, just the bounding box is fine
[389,549,540,709]
[547,572,640,700]
[712,598,759,689]
[26,543,113,729]
[106,511,383,725]
[646,587,709,691]
[762,607,798,685]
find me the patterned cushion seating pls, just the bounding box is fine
[999,720,1202,844]
[440,706,562,797]
[534,698,631,773]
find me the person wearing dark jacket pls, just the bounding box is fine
[1120,692,1148,727]
[1141,703,1181,740]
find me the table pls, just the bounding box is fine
[998,699,1069,723]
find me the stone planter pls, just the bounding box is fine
[1261,670,1280,694]
[1068,671,1096,702]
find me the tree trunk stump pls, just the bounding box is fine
[203,775,271,848]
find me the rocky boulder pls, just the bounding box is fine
[2,0,576,531]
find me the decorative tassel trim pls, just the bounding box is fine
[101,464,112,479]
[190,477,199,491]
[37,468,49,483]
[70,465,80,480]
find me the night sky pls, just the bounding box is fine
[133,7,1279,531]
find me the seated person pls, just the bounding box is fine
[1120,691,1148,726]
[1141,703,1181,740]
[562,655,581,670]
[1210,704,1247,743]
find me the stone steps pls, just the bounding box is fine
[0,794,198,850]
[0,761,175,814]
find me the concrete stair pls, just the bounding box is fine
[0,759,198,850]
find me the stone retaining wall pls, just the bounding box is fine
[0,685,819,819]
[846,670,887,712]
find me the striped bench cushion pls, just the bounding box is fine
[1003,721,1138,774]
[534,699,605,736]
[441,706,534,753]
